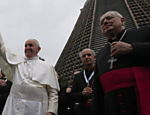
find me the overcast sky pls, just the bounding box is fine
[0,0,86,65]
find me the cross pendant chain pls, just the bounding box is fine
[107,30,127,69]
[108,57,117,69]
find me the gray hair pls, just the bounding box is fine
[100,11,124,23]
[100,10,125,31]
[26,39,40,48]
[79,48,96,58]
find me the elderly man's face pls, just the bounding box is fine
[24,40,40,58]
[100,13,124,38]
[81,49,96,66]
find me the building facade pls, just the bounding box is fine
[55,0,150,87]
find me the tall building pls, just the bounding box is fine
[55,0,150,87]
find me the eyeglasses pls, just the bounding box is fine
[82,53,92,58]
[25,44,33,47]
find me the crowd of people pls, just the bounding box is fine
[0,10,150,115]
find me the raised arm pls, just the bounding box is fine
[0,33,7,61]
[0,34,14,80]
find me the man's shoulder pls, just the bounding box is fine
[96,45,109,58]
[74,71,83,78]
[128,26,150,33]
[37,59,54,68]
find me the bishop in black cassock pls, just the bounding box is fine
[94,11,150,115]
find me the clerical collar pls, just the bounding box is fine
[24,56,39,60]
[108,29,126,43]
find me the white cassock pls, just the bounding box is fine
[0,35,60,115]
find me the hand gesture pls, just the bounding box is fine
[111,41,133,56]
[82,86,93,96]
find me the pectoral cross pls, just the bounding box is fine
[108,57,117,69]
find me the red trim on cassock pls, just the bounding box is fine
[99,66,150,115]
[100,68,135,93]
[132,67,150,115]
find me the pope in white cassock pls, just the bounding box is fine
[0,34,60,115]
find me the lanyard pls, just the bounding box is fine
[83,70,94,86]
